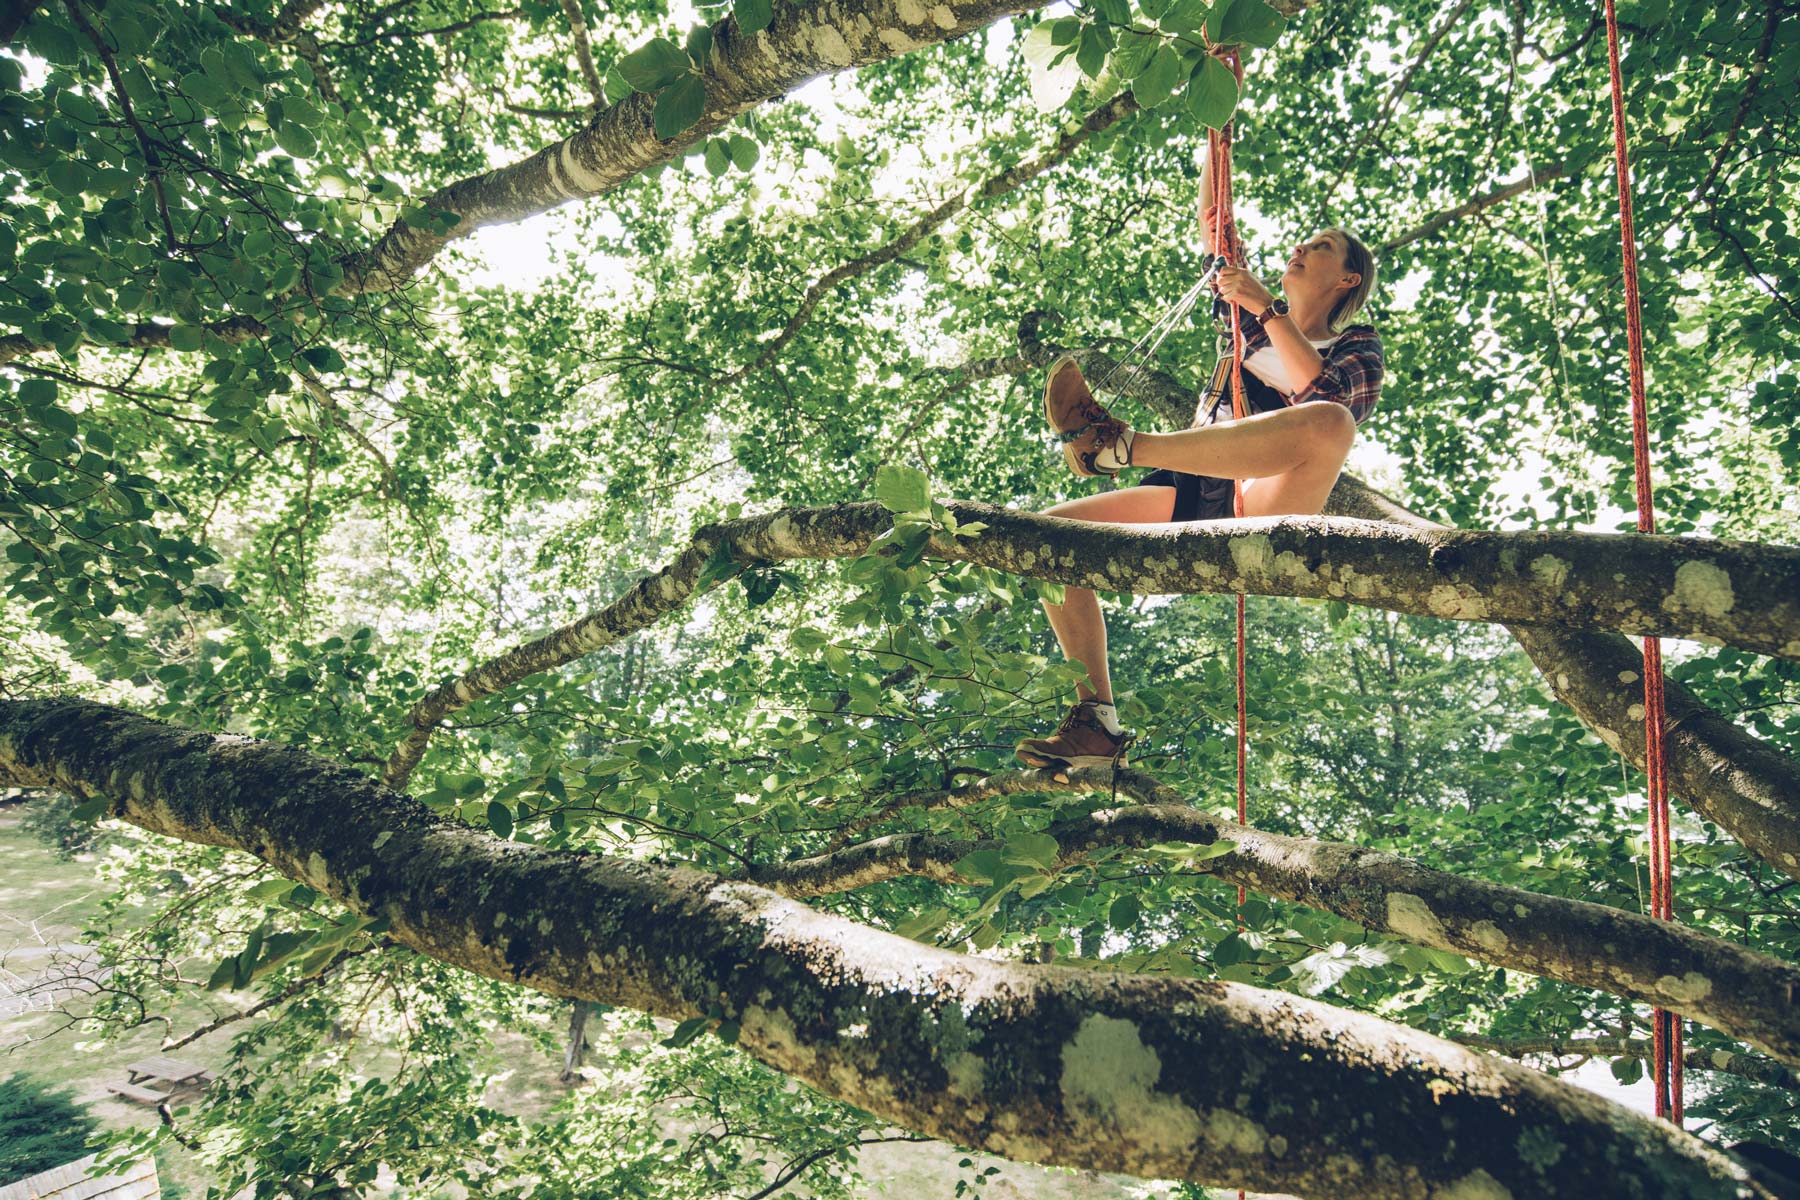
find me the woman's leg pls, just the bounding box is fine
[1129,401,1356,517]
[1038,485,1179,703]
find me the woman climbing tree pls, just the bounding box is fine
[1015,147,1385,770]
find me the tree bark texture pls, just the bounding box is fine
[1010,318,1800,884]
[384,499,1800,786]
[0,697,1777,1200]
[746,766,1800,1069]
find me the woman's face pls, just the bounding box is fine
[1283,231,1358,305]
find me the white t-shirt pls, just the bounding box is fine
[1241,333,1340,396]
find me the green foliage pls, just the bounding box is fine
[3,0,1799,1188]
[0,1073,99,1186]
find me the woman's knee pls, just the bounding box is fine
[1298,401,1356,457]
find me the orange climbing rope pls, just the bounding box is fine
[1602,0,1682,1124]
[1207,51,1250,912]
[1207,51,1252,1200]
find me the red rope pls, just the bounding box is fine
[1207,53,1249,908]
[1603,0,1682,1125]
[1208,54,1251,1200]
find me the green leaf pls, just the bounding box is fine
[1000,831,1061,872]
[276,122,318,158]
[1109,894,1141,928]
[205,956,240,990]
[169,325,206,352]
[685,25,713,63]
[1212,0,1287,48]
[662,1016,710,1047]
[1076,25,1110,78]
[246,878,299,901]
[1022,21,1084,112]
[55,90,102,125]
[734,0,773,35]
[874,464,930,514]
[952,849,1005,884]
[619,38,692,93]
[727,134,759,171]
[181,71,228,107]
[487,801,514,839]
[893,907,953,940]
[300,345,346,372]
[653,74,707,140]
[1131,45,1185,108]
[704,139,730,176]
[602,65,633,104]
[1187,55,1240,130]
[18,378,57,406]
[283,96,324,128]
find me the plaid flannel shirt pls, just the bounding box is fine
[1233,305,1384,425]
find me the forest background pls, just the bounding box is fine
[1,0,1798,1195]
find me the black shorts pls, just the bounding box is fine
[1139,469,1236,522]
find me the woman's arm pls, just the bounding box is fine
[1196,144,1215,254]
[1215,266,1326,393]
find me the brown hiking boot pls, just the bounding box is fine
[1043,355,1130,478]
[1015,701,1133,770]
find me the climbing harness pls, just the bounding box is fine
[1603,0,1683,1125]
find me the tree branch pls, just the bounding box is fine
[383,498,1800,785]
[558,0,605,107]
[336,0,1054,293]
[1380,161,1575,252]
[0,696,1776,1200]
[748,766,1800,1069]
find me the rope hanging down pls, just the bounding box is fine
[1208,51,1252,1200]
[1206,51,1250,916]
[1603,0,1683,1125]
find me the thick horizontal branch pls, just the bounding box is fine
[750,766,1800,1069]
[387,498,1800,784]
[337,0,1050,292]
[0,697,1775,1200]
[1460,1034,1800,1092]
[1009,317,1800,885]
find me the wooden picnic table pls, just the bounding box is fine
[123,1054,214,1088]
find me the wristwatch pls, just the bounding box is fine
[1257,298,1290,323]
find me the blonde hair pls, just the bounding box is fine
[1324,227,1376,331]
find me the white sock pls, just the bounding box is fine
[1093,427,1135,473]
[1088,702,1124,735]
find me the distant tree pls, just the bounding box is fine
[0,1072,99,1185]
